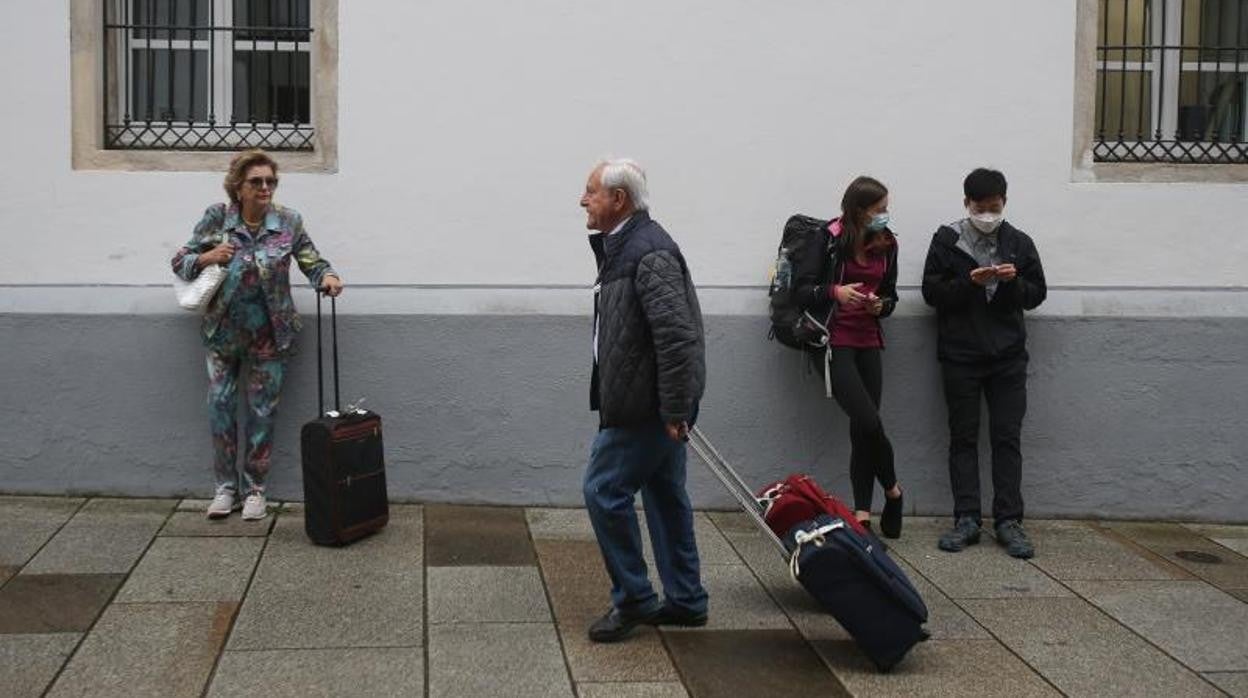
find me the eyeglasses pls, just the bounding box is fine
[245,177,279,189]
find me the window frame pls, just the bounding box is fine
[71,0,337,172]
[1073,0,1248,181]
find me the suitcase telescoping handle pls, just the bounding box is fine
[315,291,341,418]
[687,427,788,557]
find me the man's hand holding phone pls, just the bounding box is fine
[993,263,1017,282]
[970,266,998,286]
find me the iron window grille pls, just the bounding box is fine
[103,0,314,151]
[1096,0,1248,163]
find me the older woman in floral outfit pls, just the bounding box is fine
[172,149,343,521]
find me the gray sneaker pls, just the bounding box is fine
[994,520,1035,559]
[937,516,981,552]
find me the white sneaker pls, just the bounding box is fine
[241,494,268,521]
[206,492,236,519]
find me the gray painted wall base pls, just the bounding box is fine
[1,313,1244,521]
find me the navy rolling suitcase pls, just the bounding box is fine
[300,293,389,546]
[688,427,928,671]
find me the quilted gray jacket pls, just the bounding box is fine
[590,211,706,429]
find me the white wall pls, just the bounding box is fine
[3,0,1247,295]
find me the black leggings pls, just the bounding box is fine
[827,346,897,512]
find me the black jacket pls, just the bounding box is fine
[792,218,899,331]
[590,211,706,428]
[921,221,1047,364]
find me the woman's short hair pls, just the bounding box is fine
[224,149,280,205]
[598,158,649,211]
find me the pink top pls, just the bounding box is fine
[830,253,887,349]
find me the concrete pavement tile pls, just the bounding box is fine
[177,498,210,512]
[886,518,1072,599]
[207,647,424,697]
[1106,522,1248,592]
[815,638,1059,697]
[115,537,264,603]
[428,623,573,698]
[528,507,597,540]
[1230,588,1248,603]
[1203,672,1248,697]
[576,682,688,698]
[1182,523,1248,541]
[1214,538,1248,558]
[22,498,175,575]
[0,633,81,698]
[0,496,83,567]
[46,601,235,698]
[428,566,551,623]
[0,574,124,633]
[558,625,680,683]
[1069,580,1248,671]
[426,504,535,566]
[0,566,15,587]
[664,564,789,632]
[1024,520,1186,581]
[535,540,681,683]
[962,596,1221,697]
[227,505,423,650]
[664,629,849,697]
[159,510,275,536]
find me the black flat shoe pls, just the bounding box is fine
[588,606,662,643]
[652,604,708,628]
[881,490,904,539]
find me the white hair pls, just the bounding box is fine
[597,158,649,211]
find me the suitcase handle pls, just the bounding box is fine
[315,291,341,417]
[687,427,788,557]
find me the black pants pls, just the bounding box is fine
[827,347,897,512]
[941,356,1028,525]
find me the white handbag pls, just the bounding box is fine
[173,263,226,312]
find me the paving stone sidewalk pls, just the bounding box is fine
[1,496,1246,697]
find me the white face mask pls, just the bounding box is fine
[968,210,1003,234]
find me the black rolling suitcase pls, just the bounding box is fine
[688,427,928,671]
[300,293,389,546]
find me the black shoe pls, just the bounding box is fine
[880,490,903,539]
[937,516,981,552]
[652,603,708,628]
[587,606,662,643]
[994,520,1035,559]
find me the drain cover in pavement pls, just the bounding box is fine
[1174,550,1222,564]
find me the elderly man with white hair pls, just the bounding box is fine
[578,158,709,643]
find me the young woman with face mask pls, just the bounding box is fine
[791,176,904,538]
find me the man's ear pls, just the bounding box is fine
[611,188,630,211]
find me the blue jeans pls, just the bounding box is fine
[583,420,708,616]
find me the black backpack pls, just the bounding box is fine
[768,214,834,350]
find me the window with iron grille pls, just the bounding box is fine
[1095,0,1248,163]
[103,0,314,151]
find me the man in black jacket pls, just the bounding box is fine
[921,169,1047,559]
[579,158,708,642]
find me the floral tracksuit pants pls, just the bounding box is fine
[206,234,286,497]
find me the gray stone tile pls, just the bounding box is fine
[535,540,680,683]
[1231,588,1248,603]
[1107,522,1248,592]
[23,498,175,575]
[1069,580,1248,672]
[665,564,789,632]
[962,596,1220,697]
[46,601,234,698]
[815,638,1059,697]
[1182,522,1248,542]
[426,504,535,566]
[115,536,264,603]
[0,496,83,567]
[1025,520,1186,581]
[887,518,1072,599]
[576,682,688,698]
[428,623,573,698]
[1204,672,1248,697]
[227,505,423,650]
[665,629,849,697]
[528,507,596,541]
[0,566,14,587]
[428,566,551,624]
[159,510,274,537]
[176,498,209,512]
[1214,538,1248,558]
[0,574,125,633]
[207,647,424,698]
[0,633,81,698]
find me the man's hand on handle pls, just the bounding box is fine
[321,275,344,297]
[666,420,690,442]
